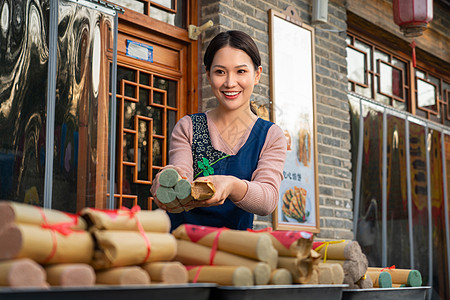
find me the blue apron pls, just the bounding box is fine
[169,113,274,231]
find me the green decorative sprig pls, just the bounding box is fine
[197,157,215,176]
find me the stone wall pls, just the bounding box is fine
[199,0,354,239]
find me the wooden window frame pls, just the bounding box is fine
[347,29,450,126]
[347,43,369,88]
[376,59,405,103]
[347,32,410,108]
[415,76,439,116]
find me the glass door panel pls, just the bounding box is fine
[409,122,430,286]
[53,1,114,212]
[355,102,384,267]
[429,130,448,300]
[386,114,410,268]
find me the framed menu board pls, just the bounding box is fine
[269,7,319,232]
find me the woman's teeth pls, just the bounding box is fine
[223,91,239,96]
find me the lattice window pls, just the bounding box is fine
[112,64,178,209]
[346,34,409,111]
[415,69,450,126]
[347,33,450,126]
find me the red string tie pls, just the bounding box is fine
[381,265,396,272]
[121,205,151,263]
[37,207,81,263]
[209,227,228,265]
[246,227,273,233]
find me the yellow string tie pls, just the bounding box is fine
[315,240,346,263]
[362,274,367,280]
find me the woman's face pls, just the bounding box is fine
[207,46,262,113]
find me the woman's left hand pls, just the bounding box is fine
[183,175,247,209]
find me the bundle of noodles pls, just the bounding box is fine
[313,240,369,288]
[0,201,94,288]
[0,258,48,288]
[172,224,276,264]
[0,201,93,265]
[265,229,321,284]
[0,201,87,230]
[142,261,188,284]
[82,205,185,285]
[91,230,177,270]
[80,206,171,233]
[154,168,193,213]
[367,267,422,288]
[277,249,321,284]
[173,224,285,286]
[186,265,254,286]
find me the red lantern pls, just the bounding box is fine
[393,0,433,37]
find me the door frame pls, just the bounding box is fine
[107,2,199,209]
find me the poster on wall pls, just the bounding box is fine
[269,8,319,232]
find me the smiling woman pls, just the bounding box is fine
[150,30,288,231]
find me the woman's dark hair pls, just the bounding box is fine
[204,30,261,71]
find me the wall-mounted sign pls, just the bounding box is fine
[269,7,320,233]
[126,40,153,62]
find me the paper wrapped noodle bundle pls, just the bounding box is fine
[367,267,422,287]
[318,262,344,284]
[91,230,177,270]
[0,258,47,288]
[269,268,293,285]
[172,224,275,262]
[80,207,170,232]
[277,249,320,284]
[45,263,95,287]
[187,265,253,286]
[0,201,86,230]
[366,270,392,288]
[268,230,313,257]
[96,266,150,285]
[191,181,215,200]
[175,239,271,285]
[313,240,363,261]
[0,223,93,264]
[142,261,188,284]
[278,256,312,284]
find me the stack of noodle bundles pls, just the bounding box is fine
[269,230,329,284]
[80,206,187,285]
[0,201,94,287]
[366,266,422,288]
[172,224,288,286]
[313,240,369,288]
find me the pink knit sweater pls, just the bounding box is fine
[169,112,287,216]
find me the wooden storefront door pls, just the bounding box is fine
[110,3,198,210]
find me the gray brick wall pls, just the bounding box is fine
[200,0,353,239]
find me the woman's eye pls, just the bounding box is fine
[215,70,225,75]
[237,69,247,74]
